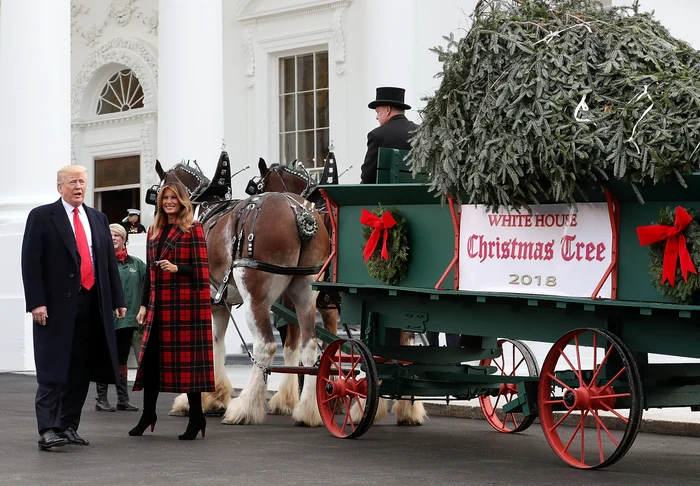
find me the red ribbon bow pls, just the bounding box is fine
[360,209,396,263]
[636,206,697,287]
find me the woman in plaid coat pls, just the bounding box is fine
[129,181,215,440]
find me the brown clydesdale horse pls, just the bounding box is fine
[251,158,427,426]
[157,160,329,426]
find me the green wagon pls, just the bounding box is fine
[306,149,700,470]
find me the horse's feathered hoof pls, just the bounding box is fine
[291,402,323,427]
[204,409,225,417]
[268,388,299,416]
[221,397,266,425]
[201,383,233,416]
[391,400,427,426]
[397,419,424,426]
[221,413,263,425]
[170,393,190,416]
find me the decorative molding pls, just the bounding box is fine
[235,0,263,17]
[243,25,256,88]
[71,0,159,47]
[141,119,158,184]
[237,1,351,84]
[332,6,347,75]
[238,0,352,25]
[71,109,158,129]
[110,0,136,27]
[71,131,78,165]
[71,38,158,118]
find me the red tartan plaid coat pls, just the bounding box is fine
[133,221,215,393]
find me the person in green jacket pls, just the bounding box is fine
[94,224,147,412]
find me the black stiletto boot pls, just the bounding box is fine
[178,393,206,440]
[128,388,158,436]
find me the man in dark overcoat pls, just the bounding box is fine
[360,87,459,348]
[360,86,419,184]
[21,164,126,450]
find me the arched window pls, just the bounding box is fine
[96,69,144,115]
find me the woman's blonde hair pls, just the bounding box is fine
[109,223,128,245]
[150,181,194,239]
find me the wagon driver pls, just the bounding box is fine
[360,86,419,184]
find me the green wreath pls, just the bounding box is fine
[647,207,700,304]
[361,207,409,285]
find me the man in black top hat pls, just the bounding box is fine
[360,87,419,184]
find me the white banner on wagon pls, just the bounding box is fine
[458,203,613,298]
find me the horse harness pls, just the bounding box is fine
[246,165,339,310]
[207,192,322,304]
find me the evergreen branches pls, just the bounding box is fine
[411,0,700,211]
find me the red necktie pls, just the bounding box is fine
[73,208,94,290]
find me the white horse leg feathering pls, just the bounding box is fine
[268,294,300,416]
[222,269,290,425]
[288,274,322,427]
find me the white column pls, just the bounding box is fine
[363,0,418,125]
[0,0,71,372]
[157,0,225,175]
[0,0,71,222]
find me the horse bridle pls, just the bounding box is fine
[154,161,210,200]
[247,162,313,198]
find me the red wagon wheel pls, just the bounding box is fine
[538,328,643,469]
[479,338,539,433]
[316,338,379,439]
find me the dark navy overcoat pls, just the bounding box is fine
[21,199,126,384]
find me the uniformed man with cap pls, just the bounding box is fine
[121,209,146,234]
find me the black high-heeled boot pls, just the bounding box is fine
[128,388,158,436]
[178,393,206,440]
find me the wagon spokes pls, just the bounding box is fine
[316,339,379,439]
[478,339,539,434]
[538,328,643,469]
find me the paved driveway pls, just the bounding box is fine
[1,374,698,485]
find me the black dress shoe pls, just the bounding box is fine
[38,430,69,450]
[58,427,89,446]
[95,397,116,412]
[116,401,139,412]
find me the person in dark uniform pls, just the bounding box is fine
[21,164,126,450]
[121,209,146,234]
[360,86,419,184]
[359,88,459,348]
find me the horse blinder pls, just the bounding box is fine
[245,176,262,196]
[145,184,159,205]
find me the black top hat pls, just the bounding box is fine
[368,87,411,110]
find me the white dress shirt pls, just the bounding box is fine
[61,199,94,265]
